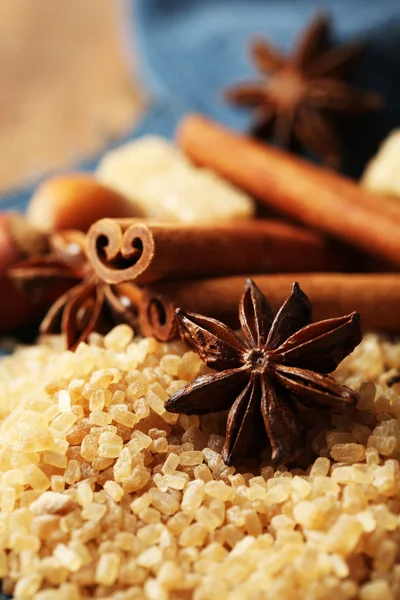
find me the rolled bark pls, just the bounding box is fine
[140,273,400,341]
[87,218,349,285]
[177,114,400,267]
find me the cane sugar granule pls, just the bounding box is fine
[1,331,400,599]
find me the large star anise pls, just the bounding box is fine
[165,280,361,466]
[9,231,141,350]
[225,14,382,166]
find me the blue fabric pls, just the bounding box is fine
[131,0,400,176]
[0,2,399,595]
[1,0,399,214]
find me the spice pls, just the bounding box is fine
[9,230,142,350]
[141,273,400,342]
[87,218,350,286]
[225,13,382,165]
[178,115,400,268]
[166,279,361,465]
[9,230,86,301]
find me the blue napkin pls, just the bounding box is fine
[0,1,399,596]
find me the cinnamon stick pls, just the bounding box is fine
[87,218,349,285]
[140,274,400,341]
[177,115,400,268]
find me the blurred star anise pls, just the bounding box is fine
[225,13,383,166]
[9,231,141,350]
[165,280,361,466]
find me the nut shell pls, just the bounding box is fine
[0,277,38,331]
[0,213,49,330]
[27,173,139,232]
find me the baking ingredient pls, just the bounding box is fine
[0,327,400,598]
[96,136,255,222]
[0,213,49,331]
[140,272,400,342]
[226,13,382,166]
[362,130,400,197]
[86,218,349,286]
[9,229,142,350]
[178,114,400,268]
[166,279,361,465]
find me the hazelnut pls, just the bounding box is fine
[0,212,48,272]
[26,173,140,232]
[0,276,38,331]
[0,213,49,331]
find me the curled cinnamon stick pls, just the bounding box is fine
[87,218,348,285]
[139,286,178,341]
[178,115,400,267]
[140,274,400,340]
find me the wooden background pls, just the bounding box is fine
[0,0,144,194]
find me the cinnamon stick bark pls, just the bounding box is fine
[177,115,400,267]
[140,274,400,341]
[87,218,349,285]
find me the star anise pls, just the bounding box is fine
[165,279,362,466]
[225,13,383,166]
[9,230,141,350]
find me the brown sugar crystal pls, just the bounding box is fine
[0,327,399,598]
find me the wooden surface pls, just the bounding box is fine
[0,0,145,194]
